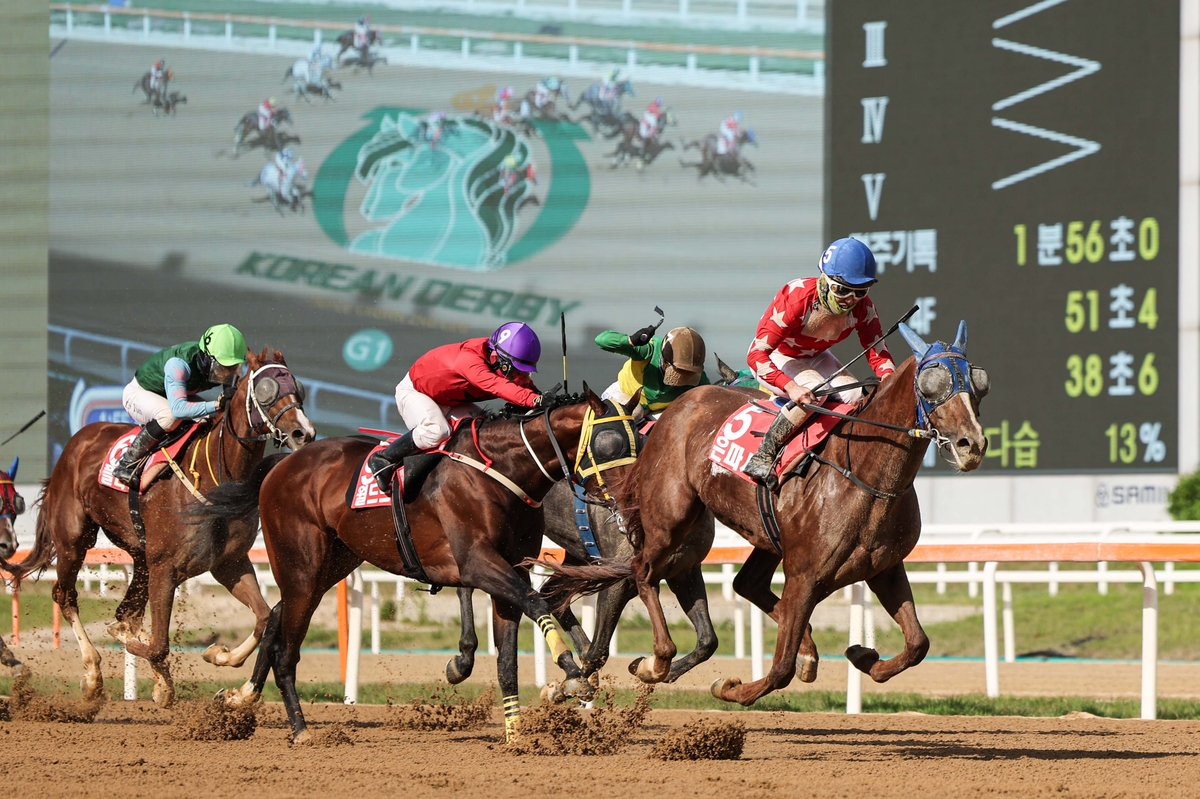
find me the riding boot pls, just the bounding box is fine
[113,420,168,487]
[368,432,420,494]
[742,408,802,491]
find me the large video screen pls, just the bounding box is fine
[827,0,1180,473]
[48,4,823,463]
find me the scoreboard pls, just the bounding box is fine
[826,1,1180,473]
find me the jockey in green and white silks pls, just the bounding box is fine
[596,325,710,417]
[114,324,247,486]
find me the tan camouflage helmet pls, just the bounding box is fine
[661,327,706,387]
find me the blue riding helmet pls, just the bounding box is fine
[819,237,877,287]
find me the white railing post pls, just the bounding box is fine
[568,45,578,65]
[183,11,190,39]
[1048,561,1059,596]
[486,596,497,655]
[936,562,947,594]
[1163,561,1175,595]
[104,8,111,34]
[142,13,150,38]
[721,564,734,601]
[344,569,363,705]
[626,49,636,71]
[736,0,747,24]
[1097,561,1109,595]
[622,0,632,16]
[225,15,232,43]
[258,567,269,601]
[411,35,419,53]
[581,595,596,639]
[797,0,808,25]
[749,603,764,681]
[1139,561,1158,720]
[462,38,470,58]
[569,0,577,13]
[679,0,689,20]
[65,3,73,33]
[532,567,547,687]
[846,582,864,714]
[967,561,979,598]
[1002,581,1015,663]
[734,598,745,658]
[686,52,697,72]
[370,580,381,655]
[314,27,322,46]
[99,563,109,597]
[982,563,1000,699]
[268,24,277,48]
[610,624,618,657]
[749,56,760,82]
[863,587,875,650]
[513,42,522,61]
[124,650,137,700]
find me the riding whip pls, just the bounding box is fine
[808,304,919,396]
[0,410,45,448]
[560,311,568,394]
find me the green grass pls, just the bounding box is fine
[53,1,822,75]
[5,674,1200,720]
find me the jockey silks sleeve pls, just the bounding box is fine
[408,338,541,407]
[746,278,895,392]
[595,330,710,411]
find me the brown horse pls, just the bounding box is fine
[680,129,757,183]
[448,395,720,689]
[545,322,989,706]
[233,107,298,156]
[133,68,172,106]
[605,110,676,170]
[200,390,614,742]
[11,347,314,706]
[335,29,386,71]
[0,459,27,677]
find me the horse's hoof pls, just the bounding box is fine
[220,683,261,708]
[635,656,670,684]
[81,675,105,702]
[539,681,564,704]
[560,678,594,701]
[202,643,231,666]
[106,621,132,644]
[845,644,880,675]
[444,657,470,685]
[11,663,29,679]
[797,654,819,683]
[710,677,740,700]
[627,656,644,677]
[152,681,175,709]
[291,729,312,745]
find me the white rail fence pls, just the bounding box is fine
[49,3,824,94]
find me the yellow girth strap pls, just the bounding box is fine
[162,448,212,505]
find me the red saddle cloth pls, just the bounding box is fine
[98,421,204,494]
[707,398,859,485]
[350,439,398,510]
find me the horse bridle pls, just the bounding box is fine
[212,365,306,480]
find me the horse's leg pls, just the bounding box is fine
[580,578,637,676]
[661,567,718,683]
[124,558,180,708]
[629,551,677,684]
[0,635,27,677]
[273,541,362,743]
[713,572,816,706]
[492,595,523,743]
[202,555,271,668]
[108,551,150,643]
[854,563,930,682]
[536,570,591,657]
[49,501,104,700]
[445,587,478,684]
[732,548,819,682]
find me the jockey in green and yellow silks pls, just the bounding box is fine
[595,325,710,416]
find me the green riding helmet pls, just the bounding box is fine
[200,323,247,366]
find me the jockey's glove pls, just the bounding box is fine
[216,383,236,411]
[629,325,657,347]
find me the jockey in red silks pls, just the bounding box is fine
[742,237,896,487]
[717,111,742,156]
[150,60,166,92]
[493,86,514,125]
[257,97,277,132]
[639,97,665,141]
[369,322,546,491]
[354,14,371,49]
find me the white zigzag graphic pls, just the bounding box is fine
[989,1,1101,190]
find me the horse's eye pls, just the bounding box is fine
[970,366,991,398]
[917,363,953,403]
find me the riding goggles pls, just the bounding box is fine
[827,280,872,300]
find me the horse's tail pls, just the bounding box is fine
[282,66,293,81]
[528,556,634,615]
[6,478,56,586]
[194,453,287,525]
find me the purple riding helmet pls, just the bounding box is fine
[489,322,541,373]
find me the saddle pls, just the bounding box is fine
[98,421,206,494]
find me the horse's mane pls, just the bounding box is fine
[479,392,590,423]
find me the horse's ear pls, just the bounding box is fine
[620,388,642,416]
[715,354,739,385]
[952,321,968,355]
[7,457,17,481]
[274,348,286,365]
[898,323,931,359]
[582,381,605,415]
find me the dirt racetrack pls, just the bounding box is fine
[8,699,1200,798]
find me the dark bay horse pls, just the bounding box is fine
[133,68,171,105]
[11,348,314,706]
[335,29,386,71]
[546,323,989,705]
[571,80,635,134]
[0,459,27,677]
[201,390,613,743]
[447,396,719,690]
[680,129,758,183]
[605,110,676,170]
[233,107,298,156]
